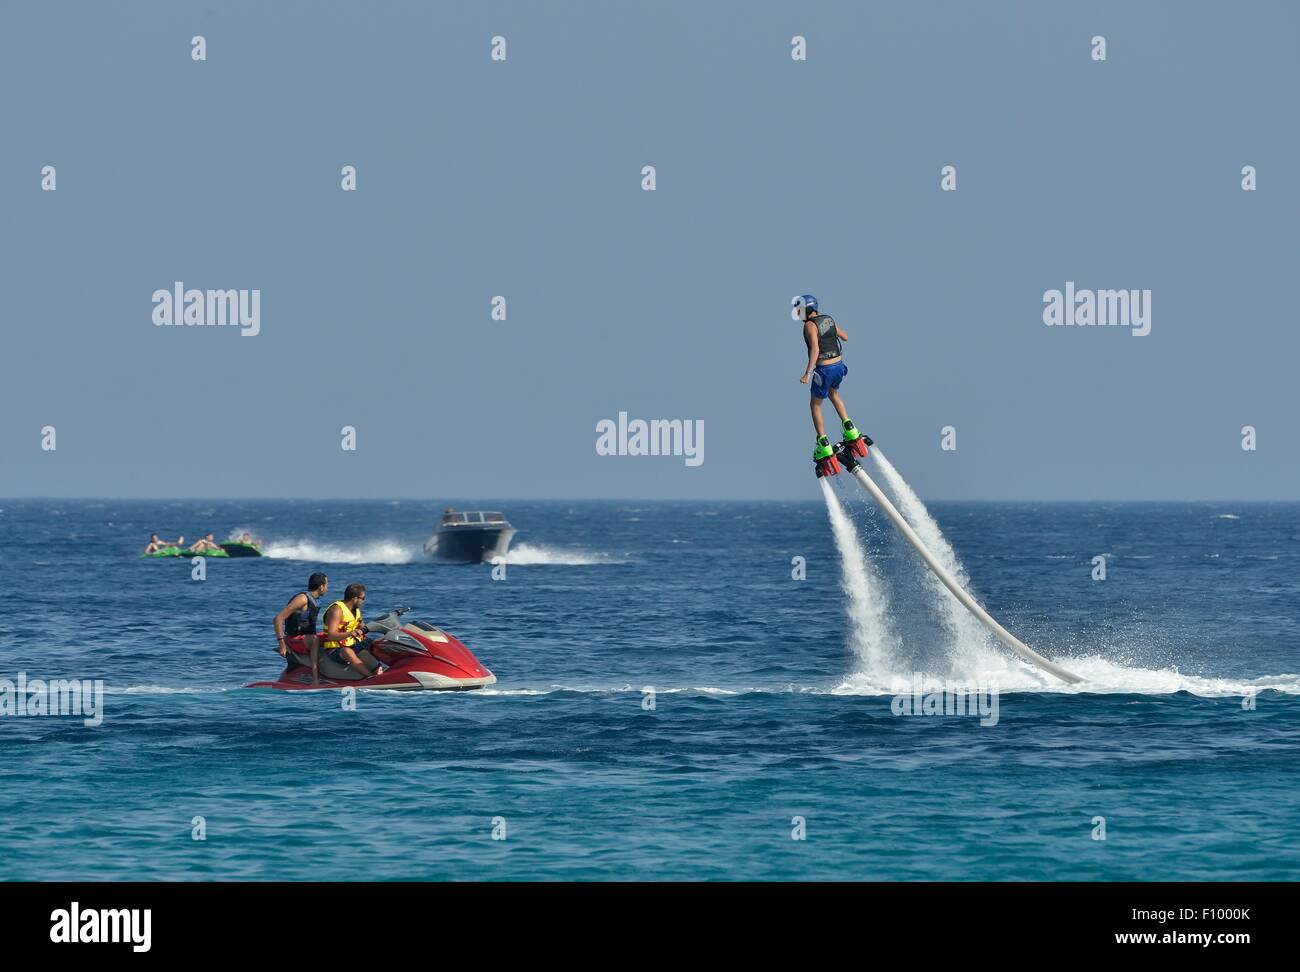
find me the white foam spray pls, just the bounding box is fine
[262,537,622,567]
[819,478,898,676]
[505,543,624,566]
[262,538,417,564]
[869,450,998,675]
[834,659,1300,697]
[867,449,1066,687]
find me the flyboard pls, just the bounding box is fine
[824,441,1083,685]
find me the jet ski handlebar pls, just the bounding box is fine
[361,606,412,634]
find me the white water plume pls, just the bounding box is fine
[869,449,999,675]
[819,478,899,675]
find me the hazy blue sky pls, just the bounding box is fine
[2,1,1296,500]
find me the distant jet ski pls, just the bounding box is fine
[424,509,516,564]
[247,606,497,692]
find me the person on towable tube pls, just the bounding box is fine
[794,294,873,478]
[187,532,223,554]
[143,532,183,554]
[319,582,385,679]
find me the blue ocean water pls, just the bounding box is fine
[1,491,1298,880]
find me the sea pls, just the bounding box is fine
[2,471,1298,880]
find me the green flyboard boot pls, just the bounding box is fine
[841,419,872,458]
[813,435,841,478]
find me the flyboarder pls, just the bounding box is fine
[794,294,872,477]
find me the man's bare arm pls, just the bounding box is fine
[273,593,308,651]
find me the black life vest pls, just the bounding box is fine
[811,314,842,360]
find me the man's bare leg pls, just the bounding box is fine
[307,636,321,685]
[340,646,377,678]
[827,388,851,425]
[809,396,826,437]
[828,387,870,456]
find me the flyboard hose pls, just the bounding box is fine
[841,455,1083,685]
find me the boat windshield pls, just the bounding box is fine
[441,511,508,525]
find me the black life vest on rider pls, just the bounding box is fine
[811,314,842,361]
[283,592,320,638]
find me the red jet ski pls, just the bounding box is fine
[248,606,496,691]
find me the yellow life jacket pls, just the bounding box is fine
[321,599,361,649]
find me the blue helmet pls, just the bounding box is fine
[792,294,818,321]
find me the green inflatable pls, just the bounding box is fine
[219,542,263,558]
[140,546,181,559]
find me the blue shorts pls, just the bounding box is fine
[810,361,847,400]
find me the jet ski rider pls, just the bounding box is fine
[273,572,329,685]
[320,583,384,679]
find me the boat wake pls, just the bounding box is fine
[261,538,417,564]
[504,543,626,566]
[258,538,623,566]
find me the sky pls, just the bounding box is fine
[1,0,1297,500]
